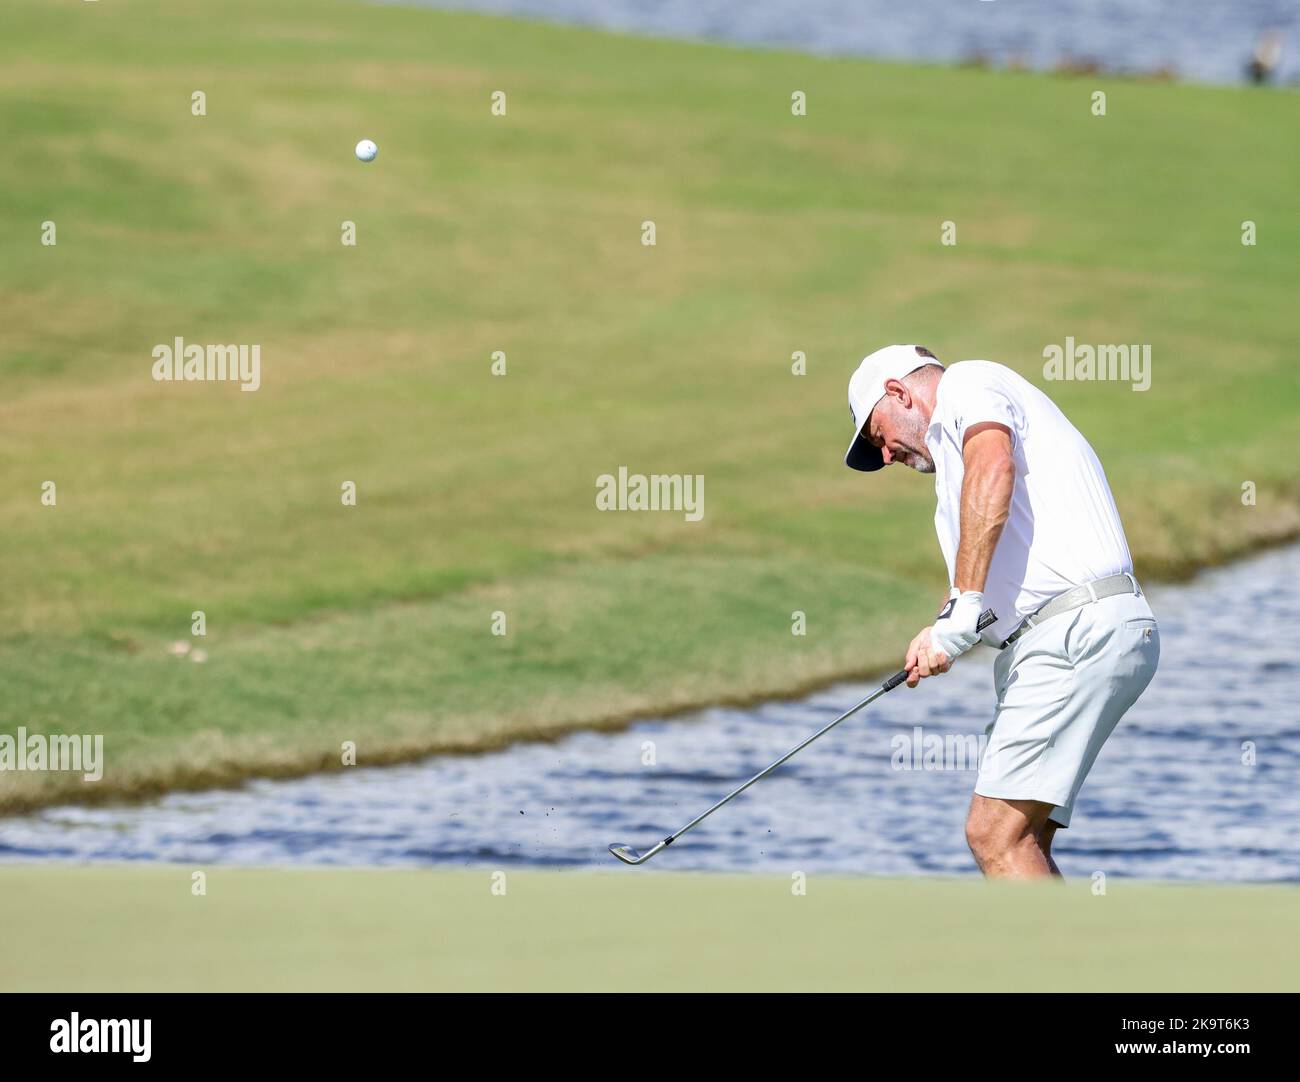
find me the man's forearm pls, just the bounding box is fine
[953,432,1015,592]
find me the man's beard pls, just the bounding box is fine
[895,439,935,473]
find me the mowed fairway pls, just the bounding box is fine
[3,0,1300,810]
[0,866,1295,992]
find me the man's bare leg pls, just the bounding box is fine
[965,795,1058,879]
[1036,819,1063,879]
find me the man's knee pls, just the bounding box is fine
[965,807,1010,864]
[964,812,992,858]
[966,796,1053,861]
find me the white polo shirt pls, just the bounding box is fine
[925,360,1133,644]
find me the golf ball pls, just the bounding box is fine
[355,139,378,163]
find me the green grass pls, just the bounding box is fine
[2,0,1299,809]
[0,866,1294,991]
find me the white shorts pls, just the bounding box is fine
[975,590,1160,827]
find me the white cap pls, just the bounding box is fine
[844,344,942,472]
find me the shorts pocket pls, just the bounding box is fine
[1125,616,1160,662]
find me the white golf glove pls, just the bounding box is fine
[930,589,985,661]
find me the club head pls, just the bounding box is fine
[608,843,644,864]
[608,840,667,865]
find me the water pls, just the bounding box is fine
[387,0,1300,86]
[2,544,1297,880]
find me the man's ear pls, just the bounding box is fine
[882,377,911,407]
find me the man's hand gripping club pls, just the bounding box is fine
[904,589,986,688]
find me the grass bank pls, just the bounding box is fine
[2,0,1299,810]
[0,865,1294,991]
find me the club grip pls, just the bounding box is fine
[881,608,998,691]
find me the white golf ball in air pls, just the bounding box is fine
[355,139,378,163]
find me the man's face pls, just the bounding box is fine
[862,391,935,473]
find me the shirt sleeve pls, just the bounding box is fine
[945,367,1021,449]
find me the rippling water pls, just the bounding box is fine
[388,0,1300,86]
[2,544,1297,880]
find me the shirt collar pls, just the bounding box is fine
[925,380,950,449]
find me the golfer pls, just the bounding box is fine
[845,344,1159,879]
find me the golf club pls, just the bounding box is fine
[608,608,997,864]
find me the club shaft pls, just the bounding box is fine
[666,682,892,845]
[637,609,996,860]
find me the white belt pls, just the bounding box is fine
[1000,573,1141,649]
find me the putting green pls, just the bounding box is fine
[1,865,1294,991]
